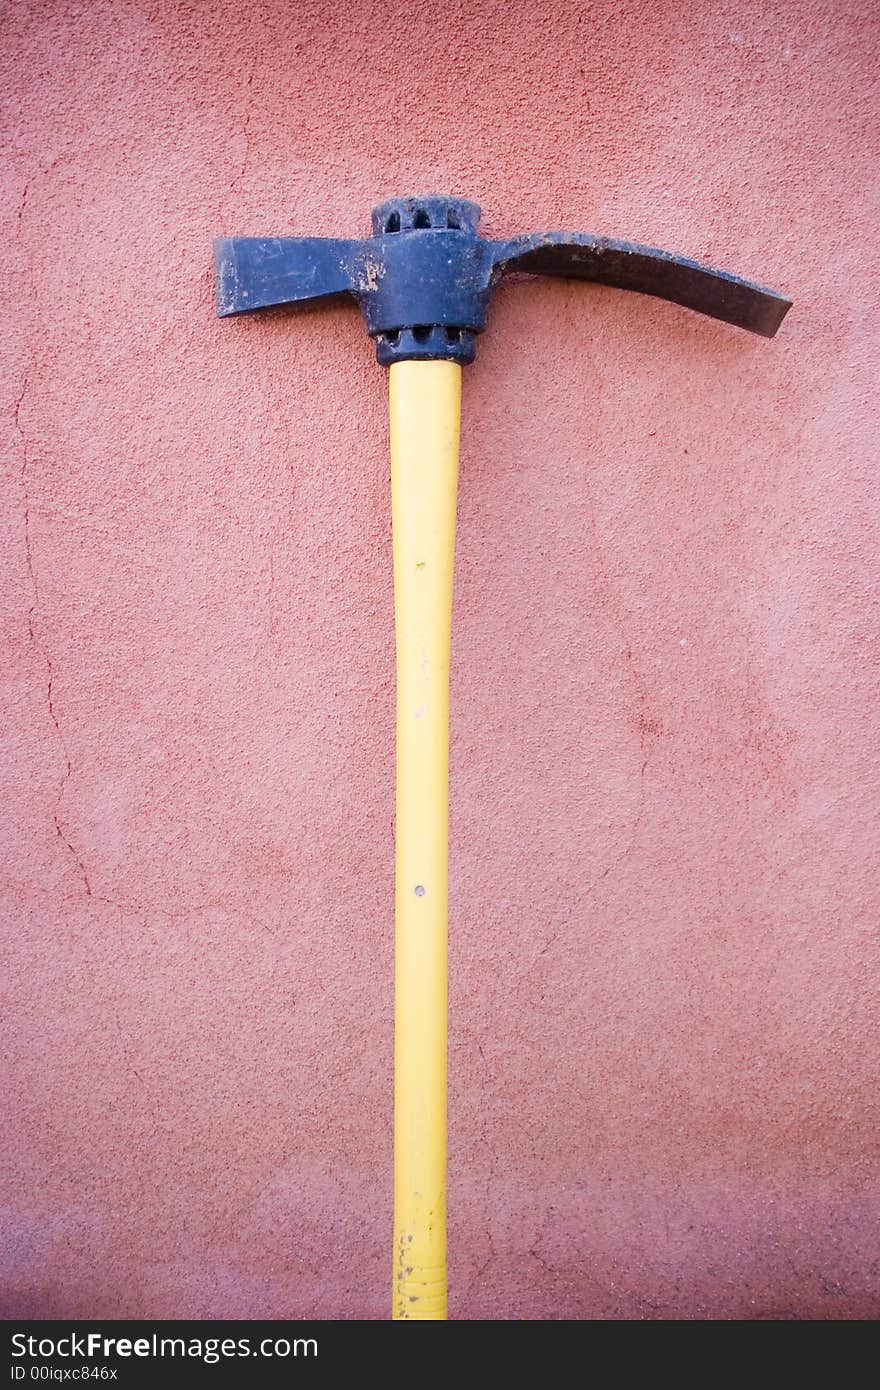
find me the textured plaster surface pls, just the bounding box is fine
[1,0,879,1320]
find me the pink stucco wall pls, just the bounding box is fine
[2,0,878,1320]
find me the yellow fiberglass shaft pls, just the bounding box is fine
[389,359,461,1320]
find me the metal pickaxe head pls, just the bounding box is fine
[215,194,791,364]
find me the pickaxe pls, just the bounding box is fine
[214,195,791,1320]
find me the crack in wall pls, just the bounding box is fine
[0,871,283,948]
[14,375,91,898]
[512,448,665,987]
[519,743,653,988]
[231,70,255,192]
[14,379,37,643]
[16,178,30,234]
[464,1039,499,1305]
[112,1013,160,1144]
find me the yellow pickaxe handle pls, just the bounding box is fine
[389,360,461,1320]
